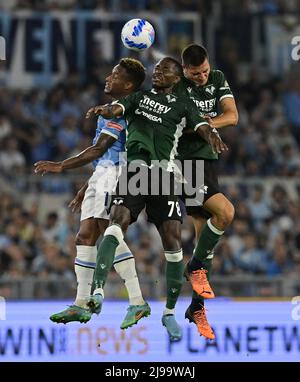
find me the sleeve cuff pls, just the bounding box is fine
[219,94,234,101]
[194,121,210,131]
[115,102,125,116]
[100,130,118,140]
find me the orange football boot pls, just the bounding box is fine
[185,306,215,340]
[184,266,215,299]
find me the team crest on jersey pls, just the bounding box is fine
[205,85,215,95]
[166,94,177,103]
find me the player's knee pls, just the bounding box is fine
[75,231,95,246]
[227,203,235,224]
[223,202,235,226]
[216,202,235,229]
[104,224,124,244]
[160,221,181,251]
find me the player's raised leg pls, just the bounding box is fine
[186,193,234,298]
[185,215,215,340]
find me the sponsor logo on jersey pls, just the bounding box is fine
[135,108,162,123]
[200,111,217,118]
[139,95,171,114]
[192,98,216,111]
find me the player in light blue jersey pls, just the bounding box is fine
[92,116,126,168]
[34,58,150,328]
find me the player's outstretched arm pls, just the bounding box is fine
[86,104,123,119]
[196,124,228,154]
[34,133,116,175]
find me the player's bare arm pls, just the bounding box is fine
[68,182,88,213]
[207,97,238,129]
[86,104,123,119]
[196,124,228,154]
[34,133,116,175]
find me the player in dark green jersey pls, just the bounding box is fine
[86,57,227,341]
[175,44,238,340]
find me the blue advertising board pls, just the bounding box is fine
[0,299,299,362]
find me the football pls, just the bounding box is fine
[121,18,155,51]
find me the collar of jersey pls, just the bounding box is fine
[150,88,176,97]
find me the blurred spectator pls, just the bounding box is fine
[267,244,293,276]
[31,241,73,278]
[0,137,26,173]
[234,233,269,273]
[283,81,300,146]
[0,113,12,141]
[247,185,272,229]
[228,219,249,254]
[56,114,82,156]
[42,212,60,242]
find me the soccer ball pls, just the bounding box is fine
[121,19,155,51]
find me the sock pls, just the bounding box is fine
[191,218,224,264]
[165,250,184,310]
[74,245,97,308]
[113,241,145,305]
[189,257,204,271]
[93,287,104,297]
[190,250,214,311]
[93,224,123,291]
[202,250,214,280]
[163,308,175,316]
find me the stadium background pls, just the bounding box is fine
[0,0,300,362]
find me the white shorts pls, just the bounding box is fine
[80,165,120,221]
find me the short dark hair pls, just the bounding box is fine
[119,58,146,90]
[181,44,208,66]
[163,57,183,77]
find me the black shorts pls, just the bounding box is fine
[180,159,220,218]
[108,164,183,228]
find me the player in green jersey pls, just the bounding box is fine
[176,44,239,340]
[86,57,227,341]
